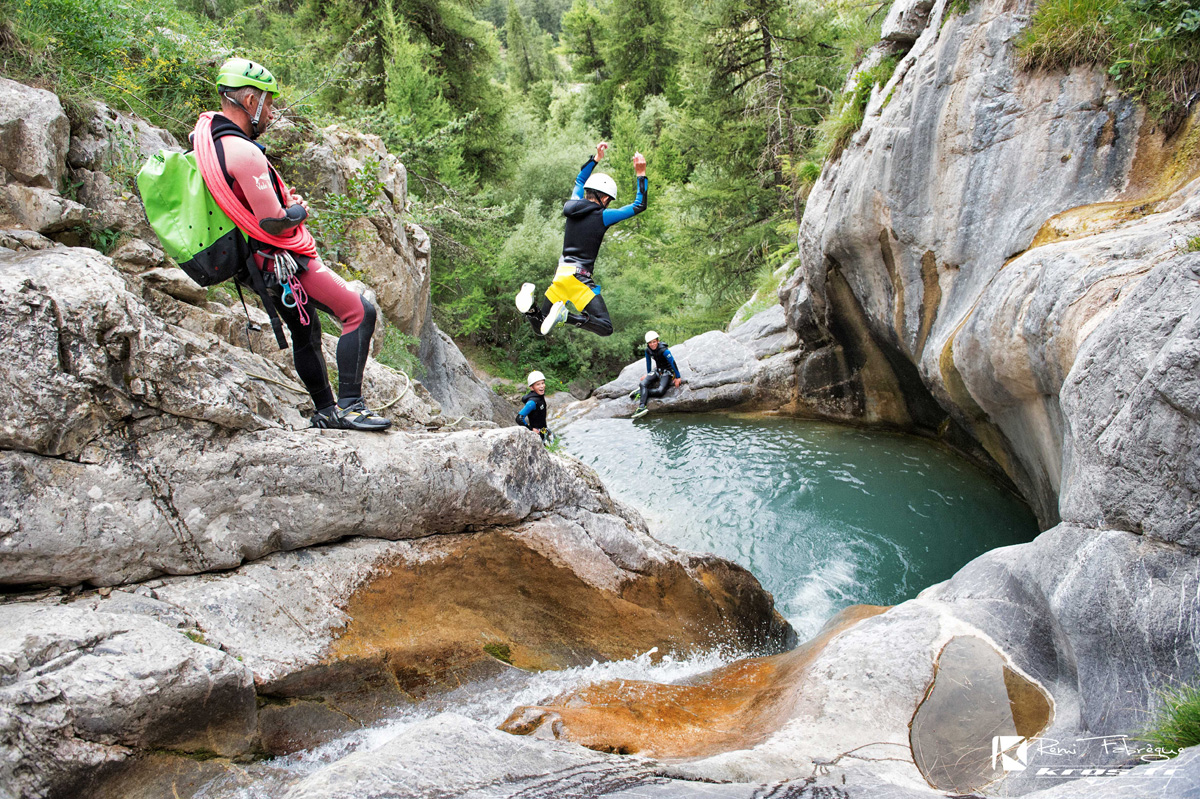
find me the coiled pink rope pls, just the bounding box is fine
[192,112,318,258]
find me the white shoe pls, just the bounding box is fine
[516,282,536,314]
[540,301,567,335]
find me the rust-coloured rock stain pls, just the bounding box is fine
[499,604,887,760]
[308,528,791,701]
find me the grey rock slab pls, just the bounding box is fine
[0,424,590,587]
[728,304,799,360]
[929,524,1200,742]
[0,78,69,188]
[0,603,255,799]
[0,181,87,233]
[281,713,648,799]
[0,247,301,457]
[418,319,516,425]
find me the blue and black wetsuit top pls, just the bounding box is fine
[516,390,548,430]
[561,157,648,277]
[646,343,681,378]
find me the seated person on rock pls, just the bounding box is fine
[515,142,648,337]
[630,331,681,419]
[194,58,390,431]
[516,371,552,443]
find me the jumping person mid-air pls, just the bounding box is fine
[516,142,648,337]
[630,331,681,419]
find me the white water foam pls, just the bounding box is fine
[228,645,747,795]
[786,551,864,640]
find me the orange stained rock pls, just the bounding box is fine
[499,604,888,759]
[1029,107,1200,251]
[308,525,791,701]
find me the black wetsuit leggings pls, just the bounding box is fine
[241,276,377,411]
[525,276,613,337]
[638,371,672,407]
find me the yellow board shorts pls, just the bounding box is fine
[544,262,598,312]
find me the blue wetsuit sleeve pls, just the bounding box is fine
[572,157,598,200]
[602,176,648,226]
[645,348,652,374]
[663,347,681,379]
[517,399,537,426]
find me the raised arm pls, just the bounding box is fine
[572,142,608,199]
[602,151,648,226]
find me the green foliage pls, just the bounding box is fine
[305,160,389,266]
[377,325,424,376]
[1186,235,1200,252]
[87,225,123,254]
[0,0,238,139]
[1140,681,1200,755]
[1019,0,1200,124]
[3,0,889,388]
[482,641,513,662]
[817,55,899,161]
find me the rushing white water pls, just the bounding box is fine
[216,647,748,797]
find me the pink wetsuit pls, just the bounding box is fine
[212,116,377,409]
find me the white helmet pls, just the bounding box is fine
[644,330,659,344]
[527,370,546,386]
[583,172,618,201]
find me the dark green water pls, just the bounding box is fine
[562,414,1039,640]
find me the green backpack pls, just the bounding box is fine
[137,149,288,349]
[136,150,253,286]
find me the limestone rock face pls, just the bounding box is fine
[778,0,1199,525]
[0,77,69,189]
[0,604,255,799]
[0,77,88,234]
[67,102,182,240]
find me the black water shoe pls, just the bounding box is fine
[312,399,392,432]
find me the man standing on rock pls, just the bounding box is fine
[516,142,648,337]
[192,58,391,431]
[630,331,681,419]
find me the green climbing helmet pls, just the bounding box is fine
[215,58,280,97]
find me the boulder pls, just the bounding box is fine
[0,77,68,189]
[0,604,255,799]
[882,0,934,43]
[419,319,518,424]
[561,316,802,424]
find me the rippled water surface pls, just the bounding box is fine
[563,414,1039,638]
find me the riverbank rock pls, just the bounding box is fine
[0,459,793,795]
[555,311,803,425]
[0,602,256,799]
[541,0,1200,794]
